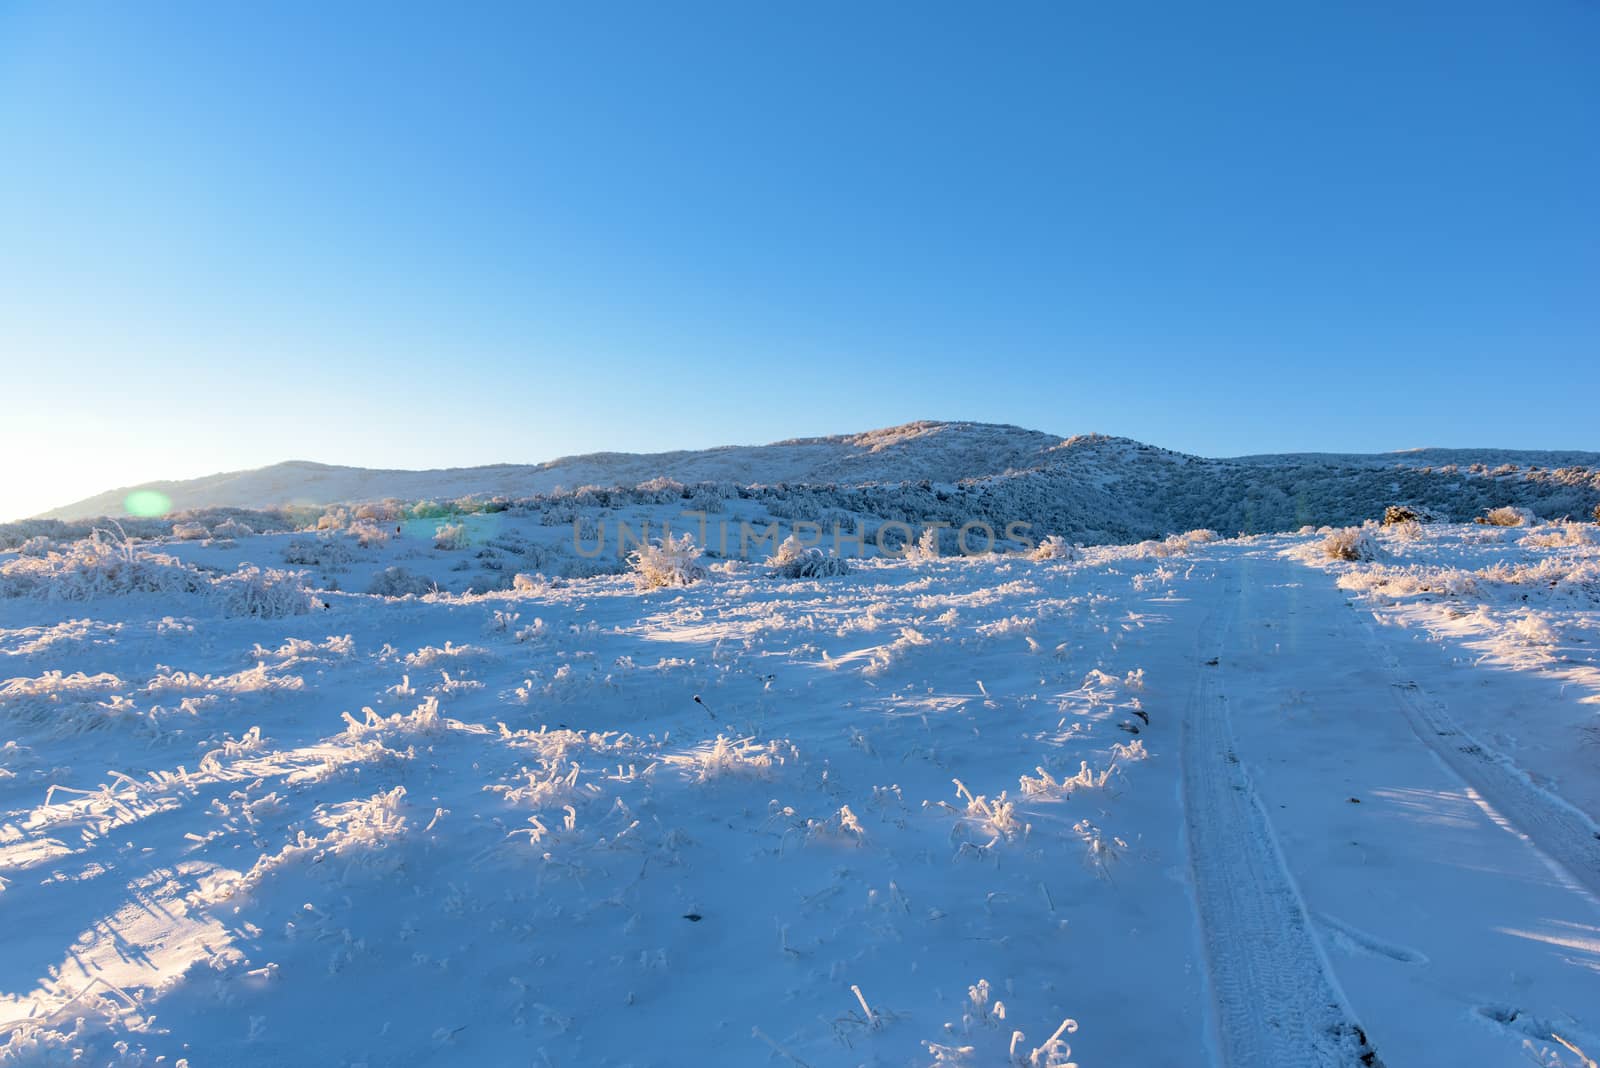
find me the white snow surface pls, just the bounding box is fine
[1,517,1599,1065]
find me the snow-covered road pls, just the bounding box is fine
[1196,549,1600,1067]
[2,521,1597,1065]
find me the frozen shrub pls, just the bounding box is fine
[171,521,210,540]
[1321,524,1383,562]
[367,566,436,597]
[315,507,352,531]
[686,484,729,514]
[767,534,851,578]
[1593,502,1600,525]
[512,572,548,594]
[353,501,401,523]
[1030,535,1080,562]
[1382,504,1441,526]
[1387,519,1424,541]
[0,528,202,601]
[348,519,389,547]
[628,532,707,589]
[284,535,355,567]
[540,499,579,526]
[211,517,254,539]
[212,565,315,618]
[634,476,688,504]
[17,536,53,557]
[434,522,469,550]
[1508,611,1557,645]
[1477,506,1533,527]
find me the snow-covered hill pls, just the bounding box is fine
[25,421,1600,549]
[39,422,1069,519]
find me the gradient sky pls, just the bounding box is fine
[2,1,1597,520]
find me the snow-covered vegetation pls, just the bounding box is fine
[766,534,851,578]
[3,442,1600,1067]
[1317,524,1384,561]
[627,532,707,589]
[20,424,1599,553]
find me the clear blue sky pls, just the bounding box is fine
[2,1,1597,518]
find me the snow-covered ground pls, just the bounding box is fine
[2,516,1599,1066]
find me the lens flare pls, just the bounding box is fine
[124,490,172,517]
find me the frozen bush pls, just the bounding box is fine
[767,534,851,578]
[212,566,315,618]
[1030,535,1080,562]
[512,572,548,594]
[1477,506,1534,527]
[540,499,579,526]
[1321,524,1383,562]
[348,520,390,547]
[211,518,254,539]
[17,536,54,557]
[628,532,707,589]
[1387,519,1424,541]
[634,476,688,504]
[367,566,436,597]
[1382,504,1441,526]
[0,528,202,601]
[354,501,402,523]
[1508,611,1557,645]
[315,507,352,531]
[434,522,469,550]
[171,521,210,541]
[1592,502,1600,525]
[284,535,355,567]
[686,484,729,514]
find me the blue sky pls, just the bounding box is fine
[2,1,1597,518]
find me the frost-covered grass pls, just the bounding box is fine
[1294,519,1600,680]
[0,518,1205,1065]
[3,511,1597,1066]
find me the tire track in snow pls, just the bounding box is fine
[1348,610,1600,902]
[1182,576,1382,1068]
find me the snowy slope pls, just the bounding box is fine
[33,424,1600,559]
[3,517,1599,1065]
[38,422,1068,519]
[41,422,1600,526]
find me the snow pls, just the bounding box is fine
[1,511,1599,1065]
[32,423,1600,550]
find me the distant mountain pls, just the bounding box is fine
[38,422,1068,519]
[32,421,1600,539]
